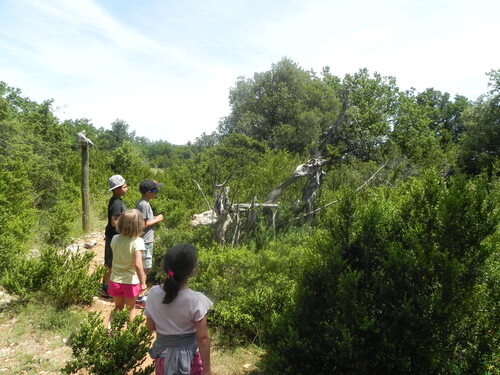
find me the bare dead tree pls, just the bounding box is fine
[265,90,350,223]
[190,90,392,245]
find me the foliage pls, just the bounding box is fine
[188,229,321,344]
[1,246,104,309]
[264,172,499,374]
[335,68,400,161]
[42,197,80,246]
[415,88,470,145]
[391,89,444,165]
[0,169,35,272]
[0,61,498,375]
[63,310,154,375]
[458,70,500,176]
[219,57,340,153]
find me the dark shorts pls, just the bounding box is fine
[104,236,113,268]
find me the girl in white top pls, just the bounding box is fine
[145,244,213,375]
[108,209,147,323]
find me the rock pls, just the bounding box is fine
[66,243,81,253]
[84,240,97,249]
[191,210,217,226]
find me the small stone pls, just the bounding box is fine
[84,240,98,249]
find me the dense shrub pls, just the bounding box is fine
[1,246,104,308]
[188,230,321,344]
[264,172,499,374]
[0,169,36,272]
[42,199,80,246]
[63,310,154,375]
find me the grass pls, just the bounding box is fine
[0,299,267,374]
[68,197,108,239]
[0,300,83,374]
[212,341,265,375]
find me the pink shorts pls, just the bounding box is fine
[108,280,141,298]
[155,351,203,375]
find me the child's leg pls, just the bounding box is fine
[143,242,154,274]
[124,297,137,321]
[102,238,113,290]
[107,295,124,329]
[113,295,125,309]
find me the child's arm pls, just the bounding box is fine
[144,214,164,229]
[195,317,211,375]
[134,251,147,291]
[146,316,156,331]
[110,214,120,228]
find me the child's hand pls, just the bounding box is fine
[140,283,147,291]
[155,214,164,223]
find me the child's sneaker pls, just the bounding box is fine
[99,285,112,299]
[136,295,147,308]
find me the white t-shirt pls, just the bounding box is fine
[144,285,213,335]
[110,235,145,284]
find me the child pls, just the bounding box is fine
[108,209,147,322]
[145,244,213,375]
[136,179,164,307]
[102,174,128,298]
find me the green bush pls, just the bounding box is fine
[42,199,79,246]
[264,172,499,374]
[1,246,104,308]
[63,310,154,375]
[187,230,320,344]
[0,169,36,272]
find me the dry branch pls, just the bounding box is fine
[294,159,389,220]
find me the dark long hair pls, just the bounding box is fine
[162,244,198,304]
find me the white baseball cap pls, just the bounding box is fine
[108,175,126,190]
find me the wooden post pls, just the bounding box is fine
[77,131,93,233]
[81,144,90,232]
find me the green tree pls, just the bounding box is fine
[458,70,500,176]
[219,58,340,153]
[390,89,442,165]
[415,88,470,145]
[331,68,400,161]
[100,119,136,150]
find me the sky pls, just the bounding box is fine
[0,0,498,145]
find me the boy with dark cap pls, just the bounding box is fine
[136,179,164,306]
[101,174,128,298]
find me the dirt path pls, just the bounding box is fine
[82,231,114,319]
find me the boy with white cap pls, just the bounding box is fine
[101,174,128,298]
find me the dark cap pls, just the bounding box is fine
[139,179,164,194]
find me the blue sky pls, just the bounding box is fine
[0,0,498,144]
